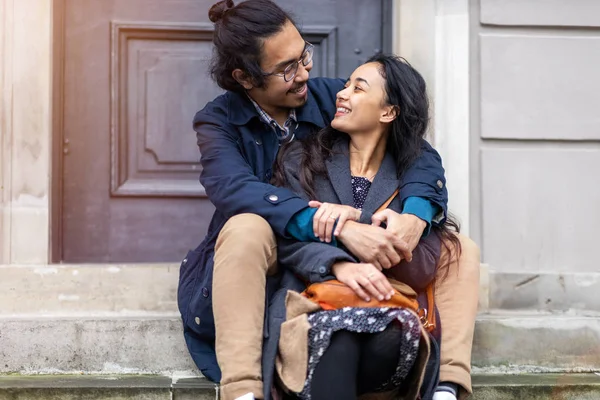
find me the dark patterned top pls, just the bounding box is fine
[351,176,372,210]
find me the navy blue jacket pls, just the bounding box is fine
[177,77,448,383]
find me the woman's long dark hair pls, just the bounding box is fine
[273,54,461,275]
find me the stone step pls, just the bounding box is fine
[471,373,600,400]
[0,374,599,400]
[0,315,198,374]
[472,312,600,372]
[2,313,599,374]
[0,375,216,400]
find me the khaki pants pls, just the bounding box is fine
[436,234,481,399]
[213,214,480,400]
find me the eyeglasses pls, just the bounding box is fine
[262,42,314,82]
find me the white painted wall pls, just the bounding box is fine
[394,0,471,236]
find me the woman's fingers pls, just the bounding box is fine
[370,274,395,299]
[347,279,371,302]
[337,264,395,303]
[357,275,385,301]
[308,200,322,208]
[318,205,335,241]
[312,204,361,242]
[323,211,337,242]
[312,203,328,239]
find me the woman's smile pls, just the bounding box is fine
[335,106,351,117]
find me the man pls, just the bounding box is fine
[177,1,480,400]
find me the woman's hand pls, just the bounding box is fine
[331,261,395,302]
[308,201,361,243]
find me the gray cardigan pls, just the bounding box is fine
[276,137,441,292]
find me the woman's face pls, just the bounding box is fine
[331,62,393,135]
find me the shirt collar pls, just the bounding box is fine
[226,80,326,128]
[246,95,297,130]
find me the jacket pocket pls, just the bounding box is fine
[188,250,216,340]
[177,248,204,326]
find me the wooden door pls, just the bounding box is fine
[58,0,390,262]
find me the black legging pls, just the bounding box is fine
[310,322,402,400]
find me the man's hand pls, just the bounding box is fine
[308,201,361,243]
[371,210,427,254]
[337,221,412,269]
[331,261,395,302]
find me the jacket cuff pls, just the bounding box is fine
[358,210,373,225]
[266,193,311,237]
[309,252,356,283]
[286,207,339,246]
[402,197,439,237]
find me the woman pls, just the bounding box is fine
[271,54,462,400]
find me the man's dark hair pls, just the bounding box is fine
[208,0,296,93]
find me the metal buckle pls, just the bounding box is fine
[418,308,432,330]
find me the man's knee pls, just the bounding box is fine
[216,213,275,250]
[456,233,480,262]
[456,233,480,270]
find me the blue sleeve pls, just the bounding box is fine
[194,104,308,237]
[398,140,448,226]
[402,197,440,237]
[286,207,338,246]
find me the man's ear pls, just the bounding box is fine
[380,105,399,123]
[232,69,253,90]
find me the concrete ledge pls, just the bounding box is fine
[0,315,198,374]
[472,373,600,400]
[0,264,179,314]
[1,374,599,400]
[0,375,217,400]
[2,313,599,374]
[7,266,599,316]
[0,263,490,315]
[489,271,600,312]
[472,314,600,371]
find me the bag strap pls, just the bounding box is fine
[375,188,400,213]
[422,283,436,332]
[375,187,437,332]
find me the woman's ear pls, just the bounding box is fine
[232,69,254,90]
[380,105,399,123]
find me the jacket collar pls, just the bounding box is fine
[227,81,326,128]
[325,137,399,213]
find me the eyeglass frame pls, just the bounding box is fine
[261,42,314,82]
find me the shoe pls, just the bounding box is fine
[234,393,256,400]
[433,391,457,400]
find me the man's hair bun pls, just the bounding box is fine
[208,0,235,23]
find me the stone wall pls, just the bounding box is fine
[0,0,52,265]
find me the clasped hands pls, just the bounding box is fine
[309,201,426,301]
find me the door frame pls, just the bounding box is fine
[51,0,66,263]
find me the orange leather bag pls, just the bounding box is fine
[301,189,436,332]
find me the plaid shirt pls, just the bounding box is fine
[248,96,297,143]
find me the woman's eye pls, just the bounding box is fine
[354,86,363,91]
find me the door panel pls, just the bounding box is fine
[61,0,388,262]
